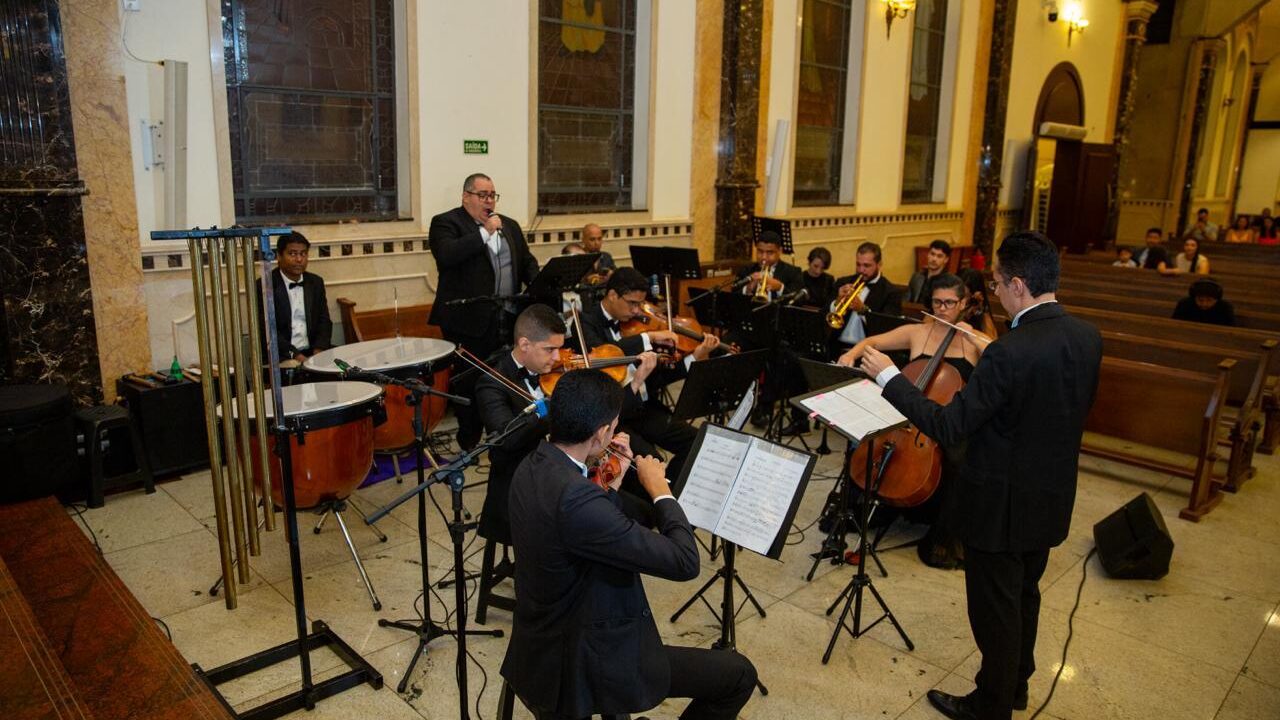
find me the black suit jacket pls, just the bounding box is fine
[575,302,671,416]
[264,268,333,357]
[735,260,804,298]
[473,351,549,543]
[882,303,1101,553]
[427,205,539,341]
[500,441,699,717]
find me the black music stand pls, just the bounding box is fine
[671,424,818,698]
[789,383,915,660]
[750,216,794,255]
[630,245,702,281]
[526,253,601,305]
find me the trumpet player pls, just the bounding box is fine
[736,230,803,302]
[829,242,904,357]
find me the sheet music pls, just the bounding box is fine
[799,379,907,441]
[716,440,811,556]
[676,426,750,531]
[727,381,756,431]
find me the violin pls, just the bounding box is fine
[587,440,631,489]
[538,343,648,396]
[849,322,965,507]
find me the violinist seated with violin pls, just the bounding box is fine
[836,274,992,569]
[577,267,720,488]
[500,369,757,720]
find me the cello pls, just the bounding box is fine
[848,324,965,506]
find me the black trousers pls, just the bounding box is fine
[619,400,696,500]
[963,545,1051,720]
[664,645,757,720]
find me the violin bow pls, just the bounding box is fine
[569,305,593,369]
[454,346,533,403]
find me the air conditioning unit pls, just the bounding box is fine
[1039,122,1088,141]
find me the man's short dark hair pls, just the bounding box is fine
[276,231,310,255]
[548,370,624,444]
[606,267,649,297]
[515,303,567,342]
[1189,277,1223,301]
[996,231,1059,297]
[856,242,882,263]
[1197,208,1209,216]
[1146,227,1163,237]
[807,246,831,269]
[929,239,952,256]
[463,173,491,192]
[756,230,783,248]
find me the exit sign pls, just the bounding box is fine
[463,139,489,155]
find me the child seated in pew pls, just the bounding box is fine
[1172,277,1235,327]
[1112,246,1138,268]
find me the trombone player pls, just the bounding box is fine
[828,242,904,358]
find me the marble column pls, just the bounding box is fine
[1104,0,1160,245]
[972,0,1018,256]
[713,0,765,262]
[1176,40,1222,237]
[0,1,101,405]
[62,0,151,397]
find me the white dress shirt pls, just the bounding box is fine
[284,275,308,352]
[834,274,880,345]
[512,352,546,401]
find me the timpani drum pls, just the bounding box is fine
[305,337,455,452]
[220,382,386,509]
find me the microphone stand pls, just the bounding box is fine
[366,409,539,717]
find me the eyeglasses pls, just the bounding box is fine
[931,298,960,309]
[465,190,500,202]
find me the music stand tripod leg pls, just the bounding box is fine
[806,444,855,581]
[821,436,914,664]
[712,543,768,696]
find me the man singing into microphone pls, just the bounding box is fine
[429,173,540,448]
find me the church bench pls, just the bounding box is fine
[1084,357,1232,521]
[1068,250,1280,281]
[1059,259,1280,298]
[336,297,440,343]
[1055,288,1280,332]
[1099,330,1265,490]
[1059,276,1280,315]
[1058,305,1280,455]
[0,496,234,720]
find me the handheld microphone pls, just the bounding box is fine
[486,209,505,239]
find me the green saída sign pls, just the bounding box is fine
[463,139,489,155]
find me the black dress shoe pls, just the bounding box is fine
[926,690,978,720]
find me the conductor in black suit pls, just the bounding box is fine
[428,173,540,447]
[266,231,333,363]
[861,232,1103,720]
[501,369,757,719]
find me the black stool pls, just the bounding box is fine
[475,536,516,624]
[0,384,78,503]
[74,405,154,508]
[497,679,631,720]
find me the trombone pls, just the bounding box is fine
[751,262,774,303]
[826,275,868,329]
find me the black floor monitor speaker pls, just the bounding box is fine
[1092,493,1174,580]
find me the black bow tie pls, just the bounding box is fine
[606,319,621,333]
[517,366,538,383]
[288,281,303,289]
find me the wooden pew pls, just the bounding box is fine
[1055,288,1280,332]
[1084,357,1232,521]
[0,497,234,720]
[1059,260,1280,298]
[1060,276,1280,315]
[336,297,439,342]
[1060,305,1280,454]
[1100,330,1264,489]
[1069,251,1280,281]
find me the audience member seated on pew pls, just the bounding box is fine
[1184,207,1220,243]
[801,246,836,309]
[1112,246,1138,268]
[1258,216,1278,246]
[1251,207,1272,232]
[1172,277,1235,327]
[959,268,999,338]
[1225,215,1256,244]
[907,239,952,304]
[1135,227,1169,270]
[1161,237,1211,276]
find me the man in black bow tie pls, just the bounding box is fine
[265,231,333,363]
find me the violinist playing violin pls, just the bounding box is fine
[836,274,991,569]
[578,268,719,485]
[858,233,1101,720]
[500,368,757,720]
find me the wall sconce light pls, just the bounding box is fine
[882,0,916,38]
[1062,2,1088,46]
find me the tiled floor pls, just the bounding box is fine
[74,426,1280,720]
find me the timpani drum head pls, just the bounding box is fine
[305,337,456,378]
[219,381,385,432]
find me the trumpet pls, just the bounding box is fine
[826,276,868,329]
[752,263,774,303]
